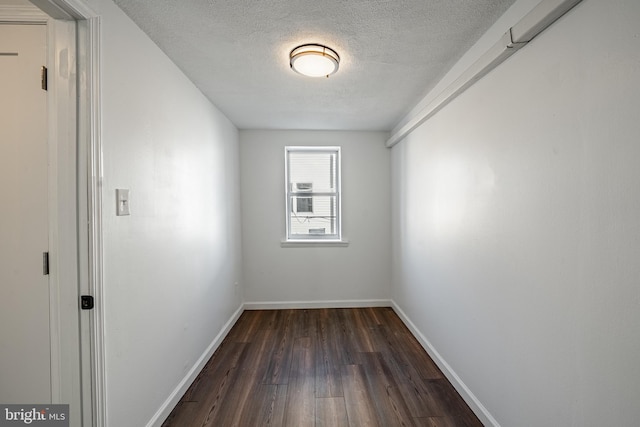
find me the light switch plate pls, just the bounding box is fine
[116,189,130,216]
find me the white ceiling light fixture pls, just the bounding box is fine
[290,44,340,78]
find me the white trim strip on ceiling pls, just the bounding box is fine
[385,0,583,149]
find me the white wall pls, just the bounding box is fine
[85,1,242,425]
[241,130,391,305]
[391,0,640,426]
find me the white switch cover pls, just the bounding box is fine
[116,189,130,216]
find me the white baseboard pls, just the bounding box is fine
[390,300,500,427]
[243,299,392,310]
[145,303,245,427]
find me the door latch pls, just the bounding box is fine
[81,295,94,310]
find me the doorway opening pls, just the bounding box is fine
[0,1,104,425]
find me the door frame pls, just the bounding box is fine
[43,2,105,426]
[1,1,105,426]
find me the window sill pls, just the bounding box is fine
[280,239,350,248]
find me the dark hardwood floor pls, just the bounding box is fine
[162,308,483,427]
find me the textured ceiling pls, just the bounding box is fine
[112,0,516,131]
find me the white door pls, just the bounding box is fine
[0,23,51,403]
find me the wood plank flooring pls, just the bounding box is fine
[162,308,483,427]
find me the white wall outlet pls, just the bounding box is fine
[116,189,130,216]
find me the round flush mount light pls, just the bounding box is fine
[289,44,340,78]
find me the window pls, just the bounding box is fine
[295,183,313,213]
[285,146,341,241]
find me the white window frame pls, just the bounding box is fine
[284,146,342,243]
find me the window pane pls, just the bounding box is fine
[295,196,313,213]
[288,151,337,193]
[289,196,337,236]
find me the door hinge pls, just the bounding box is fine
[81,295,94,310]
[43,252,49,275]
[41,66,47,91]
